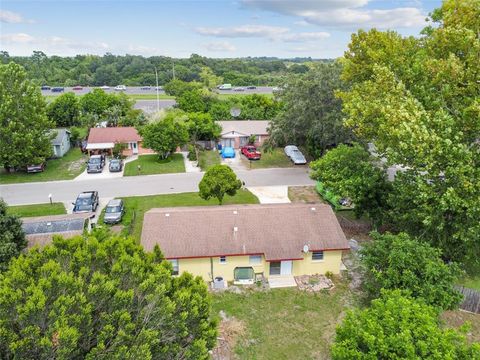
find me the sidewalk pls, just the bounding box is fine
[181,152,201,173]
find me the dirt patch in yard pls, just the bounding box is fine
[211,311,246,360]
[442,310,480,344]
[67,158,86,175]
[288,186,325,204]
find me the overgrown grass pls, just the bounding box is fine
[459,276,480,291]
[212,281,353,359]
[0,148,87,184]
[241,147,294,169]
[109,190,259,241]
[8,202,66,217]
[198,150,221,171]
[124,153,185,176]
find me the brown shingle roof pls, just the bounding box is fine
[141,204,349,261]
[218,120,269,137]
[87,127,142,144]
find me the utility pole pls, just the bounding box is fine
[172,61,176,80]
[154,66,160,113]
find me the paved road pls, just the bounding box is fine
[0,168,313,206]
[42,86,275,97]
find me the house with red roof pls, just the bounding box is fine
[86,127,153,156]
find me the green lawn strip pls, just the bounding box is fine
[106,190,259,241]
[242,148,294,169]
[0,148,87,184]
[212,282,352,359]
[125,94,176,100]
[217,93,274,99]
[458,276,480,291]
[8,202,66,217]
[198,150,221,171]
[124,153,185,176]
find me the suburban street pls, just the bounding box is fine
[0,168,314,205]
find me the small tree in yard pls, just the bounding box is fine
[185,112,221,163]
[46,92,80,127]
[332,290,480,359]
[141,117,189,159]
[360,232,462,310]
[0,232,217,359]
[0,199,27,271]
[199,165,242,204]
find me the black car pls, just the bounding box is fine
[246,85,257,90]
[72,191,99,213]
[109,158,123,172]
[87,155,105,173]
[51,87,64,92]
[41,85,51,90]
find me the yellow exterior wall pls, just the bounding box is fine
[176,250,344,282]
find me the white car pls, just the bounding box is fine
[284,145,299,158]
[114,85,127,91]
[99,85,110,90]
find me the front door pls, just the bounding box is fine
[131,142,138,154]
[280,261,292,275]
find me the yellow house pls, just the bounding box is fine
[141,204,349,286]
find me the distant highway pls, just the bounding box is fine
[134,99,177,113]
[41,86,275,97]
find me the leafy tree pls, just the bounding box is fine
[199,165,242,204]
[79,88,111,116]
[46,92,80,127]
[360,232,462,309]
[310,144,391,225]
[0,199,27,271]
[185,112,221,161]
[332,290,480,359]
[163,79,202,97]
[177,90,208,113]
[339,1,480,271]
[0,232,217,359]
[199,66,223,89]
[141,115,189,159]
[0,62,53,171]
[270,62,351,157]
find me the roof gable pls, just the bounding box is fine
[87,127,142,144]
[218,121,269,137]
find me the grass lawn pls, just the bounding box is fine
[241,148,295,169]
[0,148,87,184]
[8,202,66,217]
[217,93,274,99]
[124,153,185,176]
[459,276,480,291]
[108,190,259,241]
[288,186,325,204]
[198,150,221,171]
[212,281,353,359]
[126,94,176,100]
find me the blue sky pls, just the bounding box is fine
[1,0,441,58]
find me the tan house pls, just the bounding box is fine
[141,204,349,286]
[217,120,269,149]
[86,127,153,156]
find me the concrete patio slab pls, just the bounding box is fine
[247,186,291,204]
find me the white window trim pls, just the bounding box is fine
[169,259,179,275]
[311,251,325,262]
[219,256,227,264]
[249,255,262,265]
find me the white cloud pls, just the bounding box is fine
[0,10,34,24]
[195,24,289,39]
[282,32,330,42]
[0,33,35,44]
[240,0,426,30]
[293,20,310,27]
[204,41,236,52]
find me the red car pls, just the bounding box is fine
[72,86,83,90]
[241,145,261,160]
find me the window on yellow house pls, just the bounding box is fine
[312,251,324,261]
[219,256,227,264]
[169,259,179,275]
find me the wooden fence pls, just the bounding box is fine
[455,286,480,313]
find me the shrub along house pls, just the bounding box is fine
[86,127,153,156]
[217,120,269,149]
[141,204,349,287]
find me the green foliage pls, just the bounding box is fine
[332,290,480,359]
[141,115,189,159]
[310,144,391,225]
[46,92,80,127]
[163,79,202,97]
[177,90,208,113]
[199,165,242,204]
[0,199,27,271]
[112,142,127,158]
[270,62,352,157]
[0,62,54,170]
[0,232,217,358]
[185,112,221,141]
[360,232,462,310]
[339,2,480,270]
[199,66,223,89]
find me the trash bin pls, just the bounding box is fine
[213,276,225,289]
[217,144,222,152]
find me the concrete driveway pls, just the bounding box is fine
[221,149,249,171]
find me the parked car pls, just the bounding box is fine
[284,145,299,158]
[26,163,45,173]
[290,149,307,165]
[114,85,127,91]
[72,191,99,213]
[41,85,51,90]
[233,87,244,91]
[109,158,123,172]
[221,147,235,158]
[153,86,163,90]
[246,85,257,90]
[80,140,88,154]
[217,84,232,90]
[86,155,105,173]
[140,86,152,90]
[241,145,261,160]
[103,199,124,224]
[99,85,110,90]
[72,86,83,90]
[51,87,64,92]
